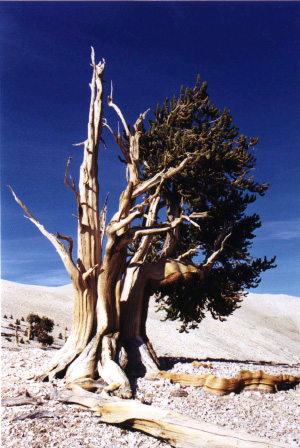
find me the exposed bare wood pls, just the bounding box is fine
[56,232,74,258]
[103,119,130,162]
[177,245,202,261]
[14,325,19,346]
[8,186,79,281]
[12,410,58,421]
[99,193,109,245]
[192,361,213,368]
[127,211,209,241]
[57,388,290,448]
[82,264,99,282]
[132,153,196,198]
[2,391,37,407]
[64,157,80,202]
[203,230,232,268]
[107,82,130,138]
[149,370,300,395]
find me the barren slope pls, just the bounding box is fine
[1,279,299,363]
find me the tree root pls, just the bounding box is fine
[147,370,300,395]
[98,359,132,398]
[39,346,83,382]
[124,336,160,377]
[56,387,289,448]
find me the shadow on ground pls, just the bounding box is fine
[158,356,299,370]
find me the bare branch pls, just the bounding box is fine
[108,208,144,235]
[130,195,161,264]
[82,264,99,282]
[107,83,130,138]
[203,231,232,268]
[177,245,202,261]
[132,153,196,198]
[133,109,150,132]
[131,214,201,240]
[72,140,87,147]
[8,186,79,280]
[64,157,80,202]
[99,193,109,245]
[56,232,74,258]
[103,119,130,162]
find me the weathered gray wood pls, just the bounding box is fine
[12,410,58,421]
[57,389,289,448]
[1,391,37,407]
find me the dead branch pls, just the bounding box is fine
[57,388,290,448]
[1,390,37,407]
[130,195,161,264]
[64,157,80,202]
[82,264,99,282]
[103,119,130,162]
[203,230,232,268]
[107,81,130,138]
[128,211,209,241]
[8,186,79,280]
[12,410,58,421]
[151,370,300,395]
[177,245,202,261]
[133,109,150,133]
[56,232,74,258]
[132,153,196,198]
[99,193,109,245]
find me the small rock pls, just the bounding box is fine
[170,389,188,398]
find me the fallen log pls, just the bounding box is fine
[192,361,213,369]
[57,388,289,448]
[12,410,58,421]
[1,390,38,407]
[150,370,300,395]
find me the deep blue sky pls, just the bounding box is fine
[1,2,299,295]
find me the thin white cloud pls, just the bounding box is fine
[258,220,300,241]
[13,270,70,287]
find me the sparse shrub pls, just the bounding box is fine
[10,314,13,319]
[4,314,7,319]
[38,333,54,347]
[5,337,11,342]
[8,323,14,328]
[20,337,24,344]
[15,319,20,325]
[21,317,25,322]
[24,329,28,337]
[26,313,54,346]
[58,333,63,339]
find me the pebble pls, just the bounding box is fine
[1,347,300,448]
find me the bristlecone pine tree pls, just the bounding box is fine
[10,49,287,448]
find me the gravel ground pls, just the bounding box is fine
[1,347,300,448]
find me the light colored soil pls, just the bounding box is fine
[1,280,300,447]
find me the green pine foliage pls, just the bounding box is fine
[135,76,276,331]
[26,313,54,345]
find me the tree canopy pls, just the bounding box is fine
[125,76,276,331]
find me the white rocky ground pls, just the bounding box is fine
[1,279,300,447]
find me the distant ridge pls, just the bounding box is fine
[1,279,299,364]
